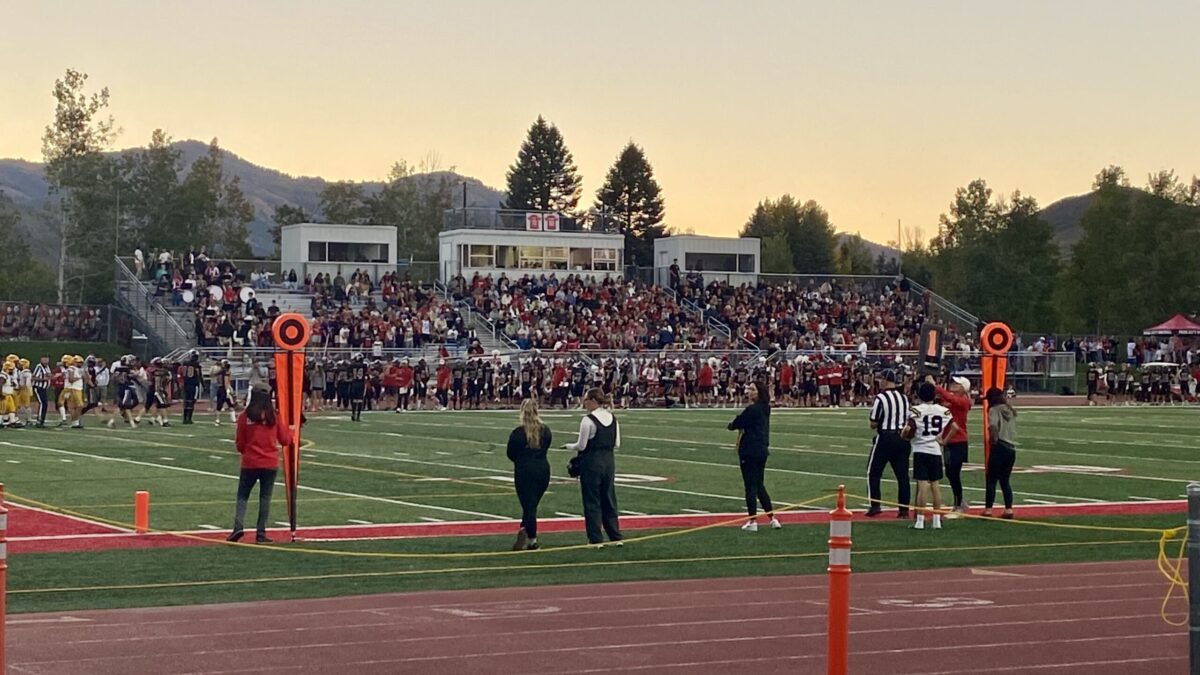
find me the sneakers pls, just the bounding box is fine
[741,520,759,533]
[769,517,782,530]
[226,530,244,542]
[525,539,539,551]
[932,516,943,529]
[513,527,529,552]
[255,534,274,544]
[863,507,883,518]
[911,519,925,530]
[896,508,910,519]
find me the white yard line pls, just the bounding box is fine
[0,440,510,522]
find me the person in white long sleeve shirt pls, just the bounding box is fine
[565,387,624,547]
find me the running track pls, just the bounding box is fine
[6,559,1185,674]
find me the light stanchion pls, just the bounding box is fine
[827,484,852,675]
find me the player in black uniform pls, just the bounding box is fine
[466,359,482,410]
[147,357,173,426]
[180,350,203,425]
[213,359,236,427]
[413,358,429,410]
[322,359,337,408]
[451,360,466,411]
[348,354,368,421]
[107,358,139,429]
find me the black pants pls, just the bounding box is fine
[867,432,911,511]
[944,441,968,507]
[738,455,774,517]
[34,387,48,426]
[579,450,622,544]
[233,468,276,535]
[514,461,551,538]
[986,442,1016,510]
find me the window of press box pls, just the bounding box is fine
[308,241,327,262]
[326,242,389,263]
[593,248,618,271]
[468,244,494,268]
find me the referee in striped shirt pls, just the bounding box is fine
[32,354,51,428]
[865,369,912,518]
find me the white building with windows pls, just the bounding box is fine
[280,223,397,281]
[438,228,624,283]
[653,234,760,286]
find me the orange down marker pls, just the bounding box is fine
[272,313,311,541]
[979,322,1014,469]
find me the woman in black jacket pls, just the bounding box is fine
[507,398,552,550]
[728,382,780,532]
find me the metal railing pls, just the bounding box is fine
[114,256,193,353]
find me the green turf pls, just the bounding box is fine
[1,405,1196,613]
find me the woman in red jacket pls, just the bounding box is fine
[227,387,292,543]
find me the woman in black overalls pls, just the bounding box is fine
[565,387,623,548]
[507,398,551,550]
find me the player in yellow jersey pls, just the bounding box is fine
[17,357,33,424]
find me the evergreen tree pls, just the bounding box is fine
[503,116,582,215]
[594,142,665,266]
[271,204,312,253]
[740,195,836,273]
[319,181,369,224]
[834,234,875,275]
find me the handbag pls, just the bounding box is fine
[567,454,582,478]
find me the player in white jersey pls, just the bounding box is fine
[904,382,958,530]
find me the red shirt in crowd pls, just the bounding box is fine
[397,365,413,388]
[698,364,714,387]
[779,363,794,387]
[436,365,451,389]
[934,385,971,445]
[235,413,291,470]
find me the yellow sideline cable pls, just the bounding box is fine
[843,491,1189,627]
[9,538,1157,596]
[2,490,834,560]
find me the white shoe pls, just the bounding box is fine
[741,520,758,533]
[911,520,925,530]
[106,418,115,429]
[932,517,942,530]
[769,517,782,530]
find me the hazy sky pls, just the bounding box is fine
[3,1,1198,244]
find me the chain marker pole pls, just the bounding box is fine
[827,485,852,675]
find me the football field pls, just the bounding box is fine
[1,404,1196,614]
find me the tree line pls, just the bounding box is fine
[292,115,669,268]
[741,169,1199,335]
[7,69,1198,334]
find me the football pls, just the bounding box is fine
[900,419,917,440]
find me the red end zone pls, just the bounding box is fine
[5,502,130,539]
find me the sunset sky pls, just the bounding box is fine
[2,0,1198,245]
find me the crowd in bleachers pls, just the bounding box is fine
[449,272,713,351]
[0,302,104,342]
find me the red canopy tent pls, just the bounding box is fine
[1143,314,1200,336]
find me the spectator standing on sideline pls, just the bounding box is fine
[507,398,552,550]
[865,370,911,518]
[983,388,1018,519]
[228,386,293,543]
[565,387,624,548]
[932,375,972,513]
[727,382,782,532]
